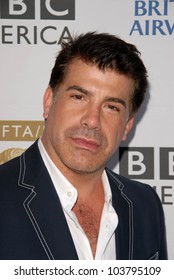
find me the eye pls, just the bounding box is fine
[72,94,84,100]
[106,104,120,112]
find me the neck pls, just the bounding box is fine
[61,164,104,198]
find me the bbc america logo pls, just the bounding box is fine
[0,0,75,20]
[119,147,174,180]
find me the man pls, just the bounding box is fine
[0,32,167,260]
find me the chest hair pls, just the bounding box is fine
[73,201,103,258]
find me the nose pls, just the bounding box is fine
[80,105,101,130]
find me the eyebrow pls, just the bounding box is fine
[66,85,127,108]
[66,85,89,95]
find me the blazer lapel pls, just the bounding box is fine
[18,141,78,260]
[106,168,133,260]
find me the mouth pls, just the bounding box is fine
[71,137,100,152]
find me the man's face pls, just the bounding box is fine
[42,59,134,175]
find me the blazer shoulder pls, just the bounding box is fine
[0,141,40,185]
[0,155,20,179]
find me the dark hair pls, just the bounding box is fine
[49,32,148,115]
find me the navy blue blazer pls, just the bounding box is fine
[0,141,167,260]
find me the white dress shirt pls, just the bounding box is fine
[38,139,118,260]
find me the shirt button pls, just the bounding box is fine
[67,191,72,197]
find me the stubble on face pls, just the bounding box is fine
[53,125,111,175]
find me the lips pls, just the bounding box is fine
[71,137,100,152]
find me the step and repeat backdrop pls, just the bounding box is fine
[0,0,174,259]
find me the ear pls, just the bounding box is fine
[122,116,134,141]
[43,87,54,119]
